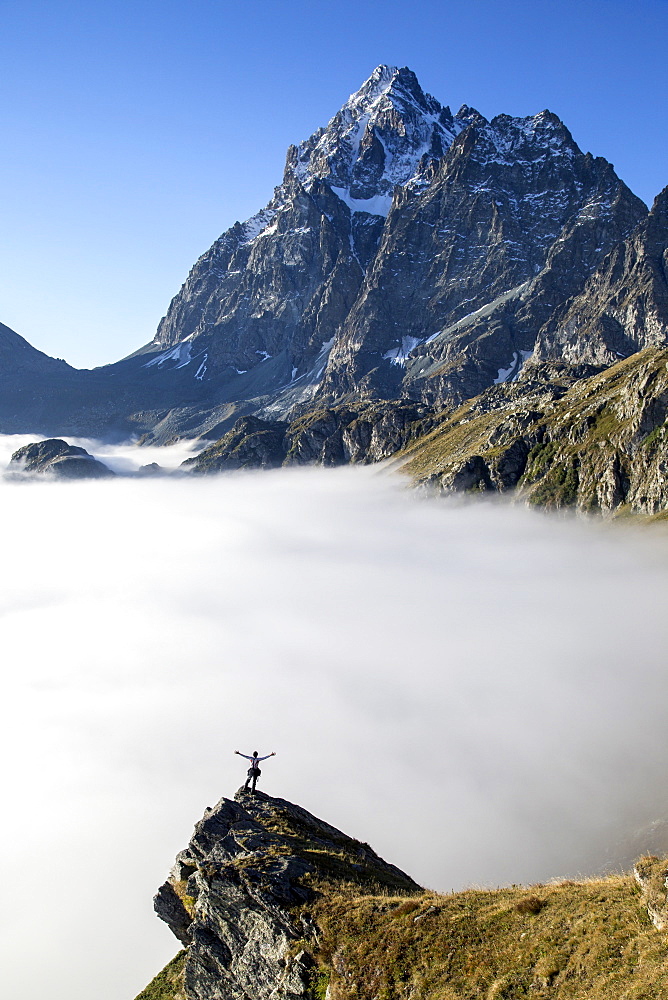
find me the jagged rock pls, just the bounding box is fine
[183,415,288,472]
[151,790,419,1000]
[136,462,164,476]
[323,110,645,406]
[6,438,114,479]
[184,402,439,473]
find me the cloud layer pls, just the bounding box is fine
[2,458,668,999]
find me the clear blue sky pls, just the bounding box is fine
[1,0,667,368]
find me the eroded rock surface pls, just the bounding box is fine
[634,856,668,931]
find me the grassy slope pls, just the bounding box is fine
[309,870,668,999]
[134,951,186,1000]
[136,844,668,1000]
[133,797,668,999]
[395,348,668,513]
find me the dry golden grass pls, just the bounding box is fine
[307,871,668,999]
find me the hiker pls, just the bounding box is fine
[235,749,276,794]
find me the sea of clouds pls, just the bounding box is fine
[2,441,668,1000]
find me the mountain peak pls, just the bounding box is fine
[347,64,423,106]
[289,64,461,207]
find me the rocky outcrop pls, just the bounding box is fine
[138,791,668,1000]
[6,438,115,479]
[150,790,418,1000]
[634,856,668,931]
[184,402,440,473]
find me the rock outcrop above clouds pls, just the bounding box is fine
[7,438,114,479]
[136,791,668,1000]
[147,790,418,1000]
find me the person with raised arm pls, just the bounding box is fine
[235,749,276,794]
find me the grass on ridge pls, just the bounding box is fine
[306,870,668,999]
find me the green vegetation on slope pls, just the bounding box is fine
[306,870,668,999]
[134,951,186,1000]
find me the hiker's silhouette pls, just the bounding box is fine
[235,750,276,794]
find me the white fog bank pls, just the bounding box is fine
[2,463,668,1000]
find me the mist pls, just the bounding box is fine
[2,452,668,1000]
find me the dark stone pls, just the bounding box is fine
[7,439,114,479]
[154,789,420,1000]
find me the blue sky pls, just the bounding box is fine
[1,0,667,367]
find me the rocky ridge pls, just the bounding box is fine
[137,792,668,1000]
[388,347,668,514]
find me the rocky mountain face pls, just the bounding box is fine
[182,181,668,518]
[0,64,653,447]
[143,65,646,427]
[137,791,668,1000]
[320,109,645,406]
[533,185,668,365]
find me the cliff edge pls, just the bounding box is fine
[137,792,668,1000]
[145,789,418,1000]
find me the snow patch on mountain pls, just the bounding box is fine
[331,187,394,218]
[241,207,280,245]
[195,354,208,381]
[144,341,193,369]
[383,336,423,365]
[493,350,534,384]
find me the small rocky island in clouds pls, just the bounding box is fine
[136,789,668,999]
[3,63,668,514]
